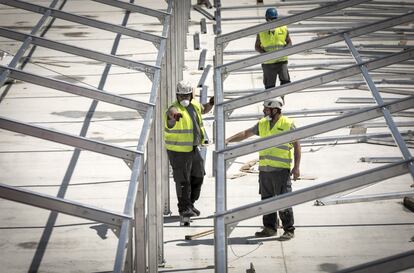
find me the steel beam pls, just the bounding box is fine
[220,48,414,112]
[220,12,414,73]
[0,66,153,112]
[0,117,142,162]
[221,96,414,160]
[216,0,370,45]
[343,33,414,177]
[318,190,414,205]
[219,160,410,224]
[92,0,168,20]
[0,0,56,88]
[0,183,130,227]
[0,28,158,74]
[0,0,164,45]
[334,249,414,273]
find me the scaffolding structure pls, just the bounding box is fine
[0,0,191,272]
[213,0,414,272]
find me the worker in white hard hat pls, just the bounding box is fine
[226,97,301,240]
[164,80,214,218]
[255,8,292,102]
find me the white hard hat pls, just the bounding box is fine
[176,80,193,95]
[263,97,284,109]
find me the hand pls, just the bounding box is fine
[209,96,215,106]
[172,112,182,121]
[168,107,182,121]
[291,166,300,181]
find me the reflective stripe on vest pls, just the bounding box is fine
[259,26,288,64]
[164,100,205,152]
[258,115,293,169]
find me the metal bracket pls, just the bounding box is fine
[145,71,155,81]
[152,41,160,50]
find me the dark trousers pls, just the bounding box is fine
[259,169,295,232]
[167,147,205,213]
[261,62,290,101]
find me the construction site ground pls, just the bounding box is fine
[0,1,413,273]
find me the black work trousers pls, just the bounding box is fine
[167,147,205,213]
[261,61,291,91]
[259,169,295,232]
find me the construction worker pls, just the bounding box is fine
[164,81,214,218]
[226,97,300,240]
[255,7,292,102]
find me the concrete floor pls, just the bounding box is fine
[1,0,414,273]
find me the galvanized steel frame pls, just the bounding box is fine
[213,1,414,272]
[0,0,178,272]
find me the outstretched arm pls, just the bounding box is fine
[202,96,214,114]
[226,127,255,145]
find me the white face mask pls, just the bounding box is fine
[265,115,272,121]
[180,99,190,107]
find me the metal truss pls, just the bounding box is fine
[0,0,190,272]
[0,27,159,74]
[213,1,414,273]
[0,182,131,227]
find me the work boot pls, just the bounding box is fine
[254,227,276,237]
[191,206,201,216]
[180,208,197,217]
[278,230,295,241]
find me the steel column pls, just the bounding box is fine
[214,67,228,273]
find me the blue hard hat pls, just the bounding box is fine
[265,8,278,20]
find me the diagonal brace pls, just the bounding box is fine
[0,0,165,45]
[219,160,411,224]
[221,96,414,160]
[0,183,131,227]
[0,117,142,162]
[0,27,159,74]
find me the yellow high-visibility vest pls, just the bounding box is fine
[259,26,288,64]
[164,100,205,152]
[258,115,293,169]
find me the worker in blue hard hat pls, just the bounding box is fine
[255,7,292,102]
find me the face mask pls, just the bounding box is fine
[264,108,278,121]
[180,99,190,107]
